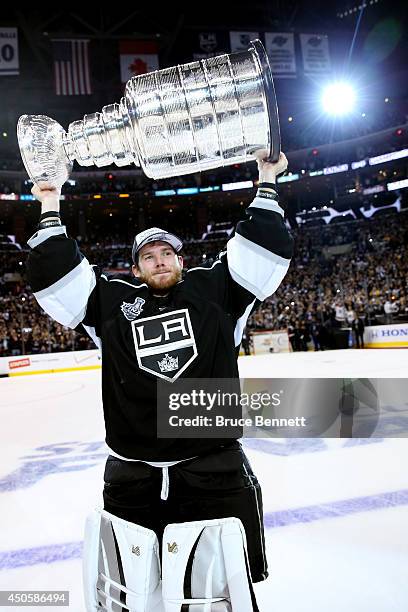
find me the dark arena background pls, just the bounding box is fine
[0,3,407,612]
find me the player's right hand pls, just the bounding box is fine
[31,182,61,207]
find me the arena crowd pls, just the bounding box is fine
[1,208,407,357]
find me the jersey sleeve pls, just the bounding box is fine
[227,194,294,301]
[26,225,103,348]
[186,191,294,347]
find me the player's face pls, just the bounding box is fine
[132,241,183,293]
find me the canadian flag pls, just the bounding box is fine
[119,40,159,84]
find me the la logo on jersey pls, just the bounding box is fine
[121,297,145,321]
[131,308,198,382]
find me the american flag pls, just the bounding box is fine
[52,39,92,96]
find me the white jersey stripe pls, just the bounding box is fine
[227,233,290,300]
[248,196,284,217]
[82,324,102,349]
[186,260,222,273]
[27,226,67,249]
[33,258,96,328]
[100,275,147,289]
[234,299,256,347]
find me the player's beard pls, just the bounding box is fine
[137,266,182,294]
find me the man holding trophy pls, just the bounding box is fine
[19,41,293,612]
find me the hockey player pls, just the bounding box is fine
[27,151,293,611]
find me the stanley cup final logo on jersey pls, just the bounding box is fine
[130,308,198,382]
[121,296,145,321]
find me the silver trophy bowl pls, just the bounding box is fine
[17,40,280,187]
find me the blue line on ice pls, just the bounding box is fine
[264,488,408,528]
[0,542,82,570]
[1,488,408,570]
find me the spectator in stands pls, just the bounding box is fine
[346,306,356,326]
[310,318,322,351]
[352,314,365,349]
[384,298,398,324]
[332,299,347,327]
[299,322,311,351]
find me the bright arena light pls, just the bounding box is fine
[321,82,356,115]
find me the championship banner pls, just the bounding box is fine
[0,28,19,76]
[119,40,159,84]
[300,33,331,74]
[230,31,259,52]
[264,32,296,78]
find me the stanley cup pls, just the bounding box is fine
[17,40,281,188]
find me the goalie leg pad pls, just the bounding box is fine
[162,517,259,612]
[82,507,163,612]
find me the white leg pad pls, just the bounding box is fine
[82,507,163,612]
[162,517,259,612]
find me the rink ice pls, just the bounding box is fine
[0,349,408,611]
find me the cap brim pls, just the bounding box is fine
[136,233,183,254]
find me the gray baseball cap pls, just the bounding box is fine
[132,227,183,263]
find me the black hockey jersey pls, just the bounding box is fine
[26,193,293,461]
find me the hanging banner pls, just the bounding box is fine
[0,28,19,75]
[230,31,259,52]
[193,31,229,60]
[119,40,159,84]
[300,33,331,74]
[264,32,296,78]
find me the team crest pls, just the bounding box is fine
[121,297,145,321]
[131,308,198,382]
[199,32,217,53]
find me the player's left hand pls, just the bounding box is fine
[255,150,288,183]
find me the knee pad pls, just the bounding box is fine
[82,507,163,612]
[162,517,259,612]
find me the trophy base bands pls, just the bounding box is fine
[0,591,69,606]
